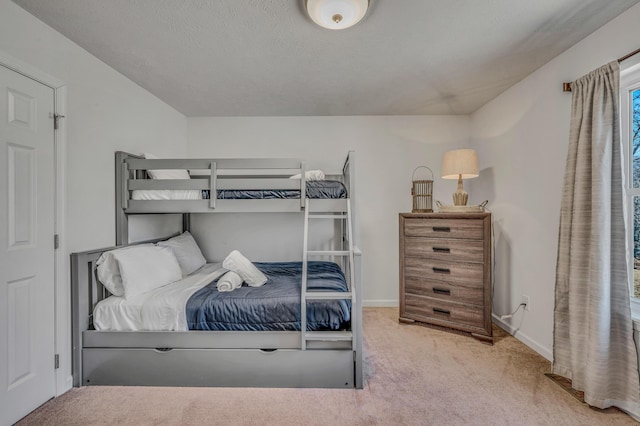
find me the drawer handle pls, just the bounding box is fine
[432,287,451,295]
[432,247,451,253]
[432,226,451,233]
[432,267,451,274]
[433,307,451,316]
[154,348,173,353]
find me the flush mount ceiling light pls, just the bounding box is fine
[306,0,369,30]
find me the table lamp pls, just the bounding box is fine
[441,149,479,206]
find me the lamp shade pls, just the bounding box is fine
[306,0,369,30]
[441,149,479,180]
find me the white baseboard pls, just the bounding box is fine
[360,304,552,360]
[363,299,399,307]
[492,314,553,361]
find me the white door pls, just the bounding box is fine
[0,65,56,425]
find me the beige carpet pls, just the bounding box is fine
[18,308,635,425]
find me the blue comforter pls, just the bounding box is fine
[201,180,347,200]
[186,261,351,331]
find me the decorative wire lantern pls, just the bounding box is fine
[411,166,434,213]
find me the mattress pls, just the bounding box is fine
[132,180,347,201]
[93,261,351,332]
[93,263,225,331]
[131,189,201,201]
[186,261,351,331]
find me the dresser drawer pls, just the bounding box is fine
[404,237,484,262]
[404,258,483,286]
[403,218,483,240]
[404,277,483,305]
[404,294,485,329]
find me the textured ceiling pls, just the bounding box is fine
[13,0,640,116]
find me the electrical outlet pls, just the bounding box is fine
[521,295,530,311]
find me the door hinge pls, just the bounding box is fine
[53,113,65,130]
[353,351,356,362]
[54,234,59,250]
[54,354,60,369]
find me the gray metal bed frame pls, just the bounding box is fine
[115,151,358,245]
[71,151,363,389]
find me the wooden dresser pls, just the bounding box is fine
[399,213,492,343]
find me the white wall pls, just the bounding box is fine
[188,116,470,305]
[469,2,640,360]
[0,0,187,394]
[0,1,188,252]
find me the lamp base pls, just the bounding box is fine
[452,190,468,206]
[452,175,469,205]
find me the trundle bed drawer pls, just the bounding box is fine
[404,294,485,330]
[83,348,354,388]
[404,277,484,305]
[403,218,484,240]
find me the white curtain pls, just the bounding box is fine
[553,61,640,417]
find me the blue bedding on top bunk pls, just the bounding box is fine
[186,261,351,331]
[201,180,347,200]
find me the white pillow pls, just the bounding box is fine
[143,152,191,180]
[96,244,154,296]
[112,245,182,299]
[289,170,325,181]
[157,231,207,276]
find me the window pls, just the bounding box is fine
[622,57,640,304]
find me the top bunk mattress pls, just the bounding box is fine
[132,180,347,201]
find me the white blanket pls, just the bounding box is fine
[93,263,225,331]
[131,189,201,200]
[222,250,267,287]
[217,270,243,292]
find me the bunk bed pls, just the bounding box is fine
[71,151,363,389]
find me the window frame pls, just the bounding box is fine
[621,55,640,311]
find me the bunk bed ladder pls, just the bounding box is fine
[301,199,355,350]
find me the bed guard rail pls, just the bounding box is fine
[120,154,307,211]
